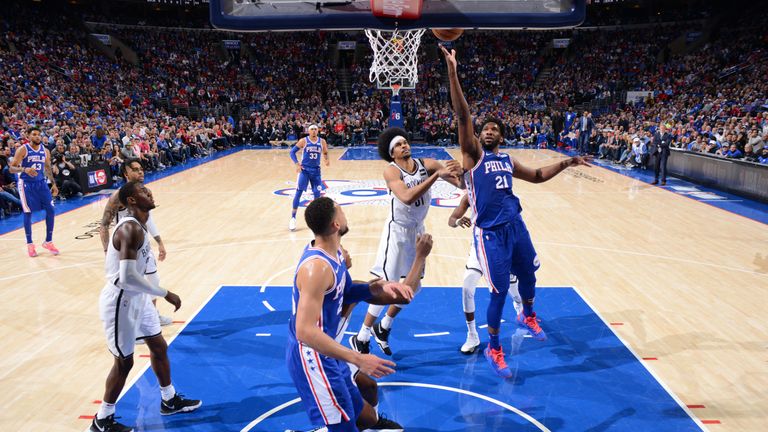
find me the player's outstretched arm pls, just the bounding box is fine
[511,155,592,184]
[384,165,441,205]
[448,194,472,228]
[423,158,463,188]
[296,260,396,378]
[440,45,481,167]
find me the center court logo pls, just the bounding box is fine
[274,179,462,208]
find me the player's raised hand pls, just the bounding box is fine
[440,45,458,69]
[355,354,395,378]
[415,233,433,258]
[164,290,182,311]
[444,159,463,177]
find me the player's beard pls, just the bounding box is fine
[481,136,501,151]
[339,224,349,237]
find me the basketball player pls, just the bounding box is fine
[289,124,329,231]
[287,197,418,432]
[92,182,200,432]
[441,46,591,378]
[99,159,172,326]
[350,128,462,356]
[448,194,522,355]
[7,127,59,257]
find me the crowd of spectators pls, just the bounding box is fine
[2,1,768,217]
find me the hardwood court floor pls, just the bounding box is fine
[0,148,765,431]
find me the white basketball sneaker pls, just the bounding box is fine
[289,217,296,231]
[460,331,480,354]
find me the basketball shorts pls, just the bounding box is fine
[473,215,539,294]
[370,221,425,281]
[18,179,53,213]
[297,168,324,197]
[145,254,158,275]
[99,285,162,359]
[287,341,363,426]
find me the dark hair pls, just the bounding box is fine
[377,127,408,163]
[121,158,141,177]
[480,117,505,138]
[26,126,41,134]
[118,181,141,207]
[304,196,337,236]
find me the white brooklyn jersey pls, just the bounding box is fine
[105,217,154,288]
[388,158,430,227]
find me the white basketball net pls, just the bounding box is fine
[365,28,426,92]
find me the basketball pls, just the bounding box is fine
[432,28,463,42]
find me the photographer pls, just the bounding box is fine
[52,154,82,199]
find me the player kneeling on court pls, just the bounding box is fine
[92,181,200,432]
[287,197,418,432]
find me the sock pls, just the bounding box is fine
[160,383,175,401]
[23,212,32,244]
[357,325,371,342]
[381,314,393,330]
[291,209,297,218]
[523,301,534,317]
[373,403,379,415]
[44,206,54,242]
[466,319,477,335]
[96,402,115,420]
[489,333,500,350]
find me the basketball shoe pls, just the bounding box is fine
[27,243,37,257]
[42,241,60,255]
[289,217,296,231]
[90,414,133,432]
[348,335,370,354]
[460,331,480,355]
[516,311,547,341]
[371,322,392,356]
[363,414,404,431]
[484,344,512,378]
[160,393,202,415]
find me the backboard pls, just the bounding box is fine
[210,0,586,32]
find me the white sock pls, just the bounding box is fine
[466,320,477,335]
[381,314,393,330]
[96,402,115,420]
[160,383,175,401]
[357,325,372,342]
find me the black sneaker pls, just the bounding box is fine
[348,335,370,354]
[372,323,392,356]
[367,413,404,431]
[160,393,202,415]
[90,414,133,432]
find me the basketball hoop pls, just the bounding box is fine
[365,28,426,92]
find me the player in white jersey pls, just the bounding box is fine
[99,159,172,326]
[448,194,522,354]
[350,127,462,356]
[92,182,200,432]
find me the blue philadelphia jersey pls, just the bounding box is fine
[19,143,47,182]
[287,243,363,426]
[302,136,323,171]
[465,151,522,229]
[288,243,350,343]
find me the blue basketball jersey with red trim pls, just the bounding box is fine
[288,243,350,342]
[302,136,323,170]
[465,150,522,229]
[19,143,47,182]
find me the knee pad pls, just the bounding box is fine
[367,304,385,318]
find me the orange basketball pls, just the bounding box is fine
[432,28,463,42]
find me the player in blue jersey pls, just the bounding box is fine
[288,196,421,432]
[289,124,329,231]
[8,127,60,257]
[441,46,591,378]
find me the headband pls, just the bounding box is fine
[389,135,406,156]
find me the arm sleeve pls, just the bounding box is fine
[146,212,160,238]
[119,259,167,296]
[343,275,374,305]
[289,145,300,164]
